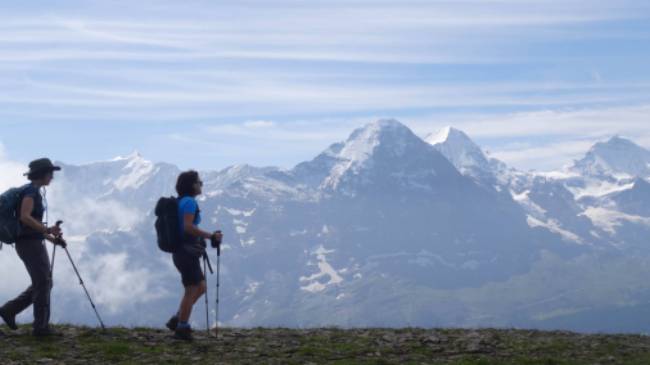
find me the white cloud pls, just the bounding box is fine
[0,245,32,297]
[2,78,647,122]
[46,196,142,236]
[202,121,350,142]
[0,143,26,192]
[405,104,650,139]
[490,140,596,171]
[243,120,275,129]
[85,252,169,313]
[458,105,650,140]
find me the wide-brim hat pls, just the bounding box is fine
[23,158,61,176]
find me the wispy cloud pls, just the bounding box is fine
[0,0,648,170]
[489,140,597,171]
[405,104,650,171]
[449,104,650,140]
[1,78,648,121]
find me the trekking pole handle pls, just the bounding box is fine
[52,220,63,236]
[53,220,67,248]
[211,231,222,256]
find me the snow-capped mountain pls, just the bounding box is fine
[571,136,650,179]
[53,151,180,205]
[425,126,494,182]
[296,119,464,196]
[424,127,588,246]
[2,120,650,333]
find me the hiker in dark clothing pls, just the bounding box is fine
[0,158,65,337]
[166,170,223,341]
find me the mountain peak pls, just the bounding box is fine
[425,126,468,145]
[348,118,411,141]
[112,150,144,162]
[336,119,416,164]
[607,135,632,144]
[425,126,493,181]
[591,135,644,154]
[293,119,460,193]
[572,136,650,178]
[373,118,404,129]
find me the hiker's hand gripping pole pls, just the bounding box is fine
[50,220,64,277]
[210,231,222,256]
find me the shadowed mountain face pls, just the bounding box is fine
[608,178,650,217]
[2,120,650,332]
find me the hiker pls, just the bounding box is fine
[0,158,66,337]
[166,170,223,341]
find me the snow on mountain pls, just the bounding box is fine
[111,152,158,191]
[425,126,493,180]
[299,245,344,293]
[5,120,650,332]
[422,126,585,243]
[571,136,650,179]
[516,176,595,245]
[420,126,646,249]
[580,207,650,236]
[294,119,462,196]
[201,164,310,202]
[556,136,650,206]
[54,151,179,202]
[606,178,650,217]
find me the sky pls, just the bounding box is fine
[0,0,649,172]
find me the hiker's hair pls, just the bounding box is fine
[27,170,51,182]
[176,170,200,197]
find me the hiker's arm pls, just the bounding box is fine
[183,213,212,239]
[19,197,49,234]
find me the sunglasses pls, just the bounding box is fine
[196,180,204,187]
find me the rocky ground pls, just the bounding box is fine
[1,325,650,364]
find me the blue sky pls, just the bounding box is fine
[0,0,649,171]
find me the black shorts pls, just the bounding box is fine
[172,249,205,287]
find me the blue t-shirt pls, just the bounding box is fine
[18,183,45,240]
[178,196,201,242]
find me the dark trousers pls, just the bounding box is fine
[1,238,52,331]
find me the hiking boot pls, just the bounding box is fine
[166,315,179,332]
[174,326,193,341]
[33,327,63,338]
[0,307,17,330]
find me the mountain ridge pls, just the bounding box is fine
[2,119,650,332]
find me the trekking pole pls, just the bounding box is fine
[63,245,106,330]
[49,221,63,278]
[214,238,221,338]
[203,255,210,337]
[50,245,56,275]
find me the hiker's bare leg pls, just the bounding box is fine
[191,280,206,305]
[178,281,206,322]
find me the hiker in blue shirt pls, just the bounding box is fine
[166,170,223,341]
[0,158,65,337]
